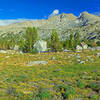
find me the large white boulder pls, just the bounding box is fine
[0,50,7,54]
[76,45,82,52]
[14,45,19,51]
[34,40,47,52]
[83,44,88,49]
[81,42,88,49]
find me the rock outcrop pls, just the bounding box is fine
[0,12,100,41]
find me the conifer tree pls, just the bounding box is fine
[69,34,74,50]
[74,32,80,47]
[51,29,62,52]
[65,38,69,49]
[23,27,38,52]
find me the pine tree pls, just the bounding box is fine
[51,29,62,52]
[23,27,38,52]
[74,32,80,47]
[65,38,69,49]
[69,34,74,50]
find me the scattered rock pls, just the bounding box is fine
[76,45,82,52]
[68,56,70,58]
[77,59,81,62]
[90,58,94,62]
[77,54,80,56]
[82,72,88,75]
[74,98,83,100]
[0,50,7,54]
[95,47,100,50]
[14,45,19,51]
[5,56,10,58]
[81,42,88,49]
[64,49,71,52]
[90,48,95,51]
[69,54,73,56]
[83,45,88,49]
[87,56,91,59]
[27,61,48,66]
[89,47,100,51]
[19,51,23,54]
[79,61,85,64]
[96,53,100,57]
[85,59,88,62]
[51,57,56,60]
[76,55,81,59]
[82,76,92,79]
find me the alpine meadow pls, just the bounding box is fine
[0,0,100,100]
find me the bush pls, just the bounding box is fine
[57,85,76,99]
[91,94,98,100]
[96,41,100,46]
[39,89,51,100]
[77,80,85,89]
[87,40,97,47]
[30,48,38,54]
[64,86,76,99]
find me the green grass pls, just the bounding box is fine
[0,50,100,99]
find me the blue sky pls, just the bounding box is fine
[0,0,99,19]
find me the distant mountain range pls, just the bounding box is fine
[0,11,100,41]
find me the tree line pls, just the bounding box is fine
[0,27,99,53]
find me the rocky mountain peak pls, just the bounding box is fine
[0,12,100,42]
[78,11,100,26]
[59,13,77,19]
[48,13,77,21]
[80,11,89,16]
[79,11,91,20]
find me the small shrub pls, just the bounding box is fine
[58,85,76,99]
[64,86,76,99]
[77,80,85,89]
[89,83,96,89]
[91,94,98,100]
[30,48,38,54]
[96,41,100,46]
[39,89,51,100]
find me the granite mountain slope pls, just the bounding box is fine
[0,12,100,41]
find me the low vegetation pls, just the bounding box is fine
[0,50,99,99]
[0,27,99,99]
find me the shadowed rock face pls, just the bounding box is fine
[78,12,100,26]
[0,12,100,41]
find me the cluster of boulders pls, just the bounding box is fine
[33,41,89,53]
[76,42,88,52]
[1,40,100,54]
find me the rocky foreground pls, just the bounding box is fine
[0,50,100,99]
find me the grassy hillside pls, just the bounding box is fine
[0,50,100,99]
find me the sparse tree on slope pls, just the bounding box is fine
[51,29,62,52]
[65,38,70,49]
[22,27,38,52]
[69,34,74,50]
[74,32,81,47]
